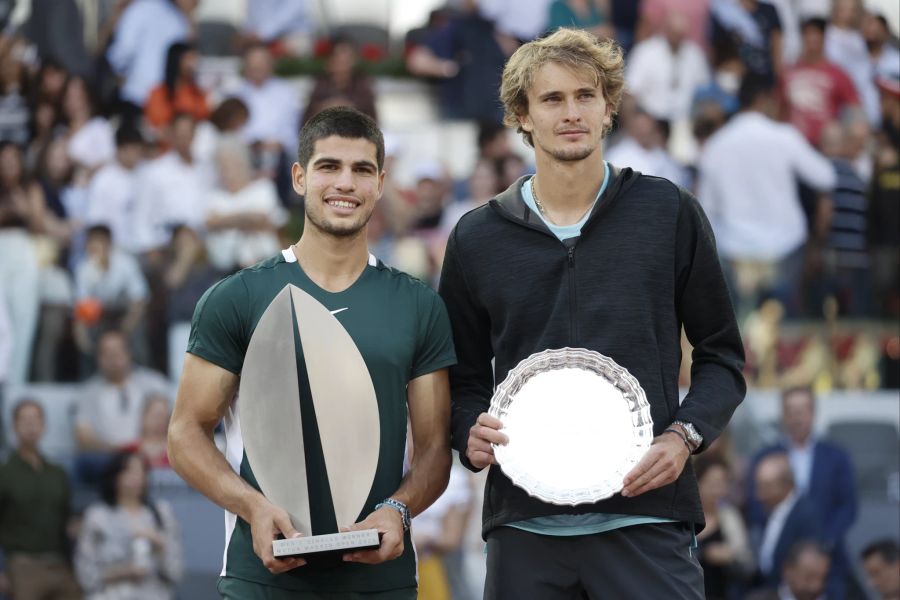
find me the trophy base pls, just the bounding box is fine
[273,529,380,564]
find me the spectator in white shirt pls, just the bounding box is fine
[698,75,835,317]
[233,43,301,164]
[61,76,115,174]
[626,10,711,123]
[74,330,170,479]
[0,286,10,389]
[825,0,881,126]
[240,0,313,55]
[479,0,554,41]
[85,125,146,254]
[606,102,690,187]
[106,0,194,117]
[132,114,212,254]
[205,136,285,272]
[863,12,900,80]
[74,225,149,358]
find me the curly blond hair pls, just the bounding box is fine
[499,28,625,146]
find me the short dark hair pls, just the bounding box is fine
[739,74,776,110]
[86,223,113,241]
[785,540,830,568]
[12,398,44,422]
[782,385,815,406]
[99,450,149,506]
[297,106,384,171]
[801,17,828,34]
[862,539,900,563]
[693,455,730,482]
[115,124,144,147]
[210,97,249,131]
[477,121,506,150]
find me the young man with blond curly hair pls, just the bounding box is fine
[438,28,746,599]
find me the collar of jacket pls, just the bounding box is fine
[488,164,639,237]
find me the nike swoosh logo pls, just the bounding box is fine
[330,308,349,315]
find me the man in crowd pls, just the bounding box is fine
[75,329,170,455]
[747,387,857,598]
[698,74,835,317]
[751,452,822,590]
[439,28,745,599]
[861,539,900,600]
[748,541,831,600]
[0,399,81,599]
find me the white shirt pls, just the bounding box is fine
[234,78,301,151]
[759,491,798,575]
[874,44,900,80]
[205,178,286,271]
[75,249,149,305]
[697,111,835,261]
[788,438,815,496]
[133,153,212,252]
[0,286,10,383]
[85,162,141,253]
[68,118,115,170]
[106,0,189,105]
[825,26,881,126]
[626,36,710,121]
[75,368,171,446]
[606,137,690,188]
[479,0,553,41]
[412,465,471,544]
[245,0,312,40]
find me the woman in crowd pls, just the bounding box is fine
[75,450,183,599]
[61,75,115,175]
[0,141,59,383]
[123,394,173,469]
[695,455,755,600]
[145,42,209,132]
[204,135,285,273]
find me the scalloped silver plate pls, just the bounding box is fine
[489,348,653,505]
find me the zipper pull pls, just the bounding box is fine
[567,246,575,266]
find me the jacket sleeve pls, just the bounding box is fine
[672,188,746,451]
[438,225,494,472]
[823,445,857,545]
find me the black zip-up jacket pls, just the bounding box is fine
[437,167,746,538]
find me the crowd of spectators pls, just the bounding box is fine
[0,0,897,598]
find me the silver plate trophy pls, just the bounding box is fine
[239,285,380,559]
[489,348,654,505]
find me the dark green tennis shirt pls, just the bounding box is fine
[187,250,456,593]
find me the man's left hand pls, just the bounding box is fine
[621,432,691,497]
[342,506,404,564]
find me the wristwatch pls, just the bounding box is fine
[672,420,703,451]
[375,498,411,531]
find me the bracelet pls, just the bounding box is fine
[664,427,692,452]
[374,498,411,531]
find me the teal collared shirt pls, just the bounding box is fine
[520,161,609,240]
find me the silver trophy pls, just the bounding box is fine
[489,348,654,504]
[239,285,380,559]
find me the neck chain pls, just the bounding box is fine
[531,178,546,214]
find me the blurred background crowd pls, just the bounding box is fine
[0,0,897,598]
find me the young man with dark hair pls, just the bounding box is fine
[439,28,745,599]
[0,399,81,600]
[862,539,900,599]
[168,106,456,598]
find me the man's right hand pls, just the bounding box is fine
[466,412,508,469]
[247,499,307,574]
